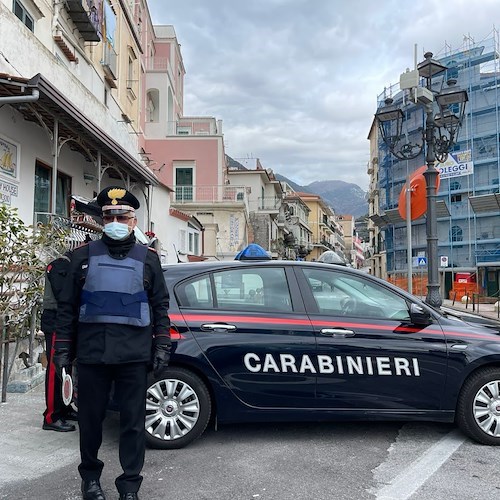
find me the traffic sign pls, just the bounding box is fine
[440,256,449,267]
[417,257,427,267]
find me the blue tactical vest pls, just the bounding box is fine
[79,240,151,327]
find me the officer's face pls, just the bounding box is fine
[102,212,137,236]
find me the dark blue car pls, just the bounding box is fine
[144,260,500,449]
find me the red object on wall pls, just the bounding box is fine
[398,165,441,220]
[455,272,476,283]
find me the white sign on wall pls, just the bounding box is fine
[0,179,19,205]
[437,150,474,179]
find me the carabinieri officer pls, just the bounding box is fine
[54,186,171,500]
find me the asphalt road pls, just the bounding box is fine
[1,384,500,500]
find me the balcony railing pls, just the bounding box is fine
[146,56,168,71]
[256,197,281,211]
[102,43,117,83]
[171,185,247,204]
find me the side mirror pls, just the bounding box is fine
[409,303,432,326]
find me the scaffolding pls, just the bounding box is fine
[374,29,500,298]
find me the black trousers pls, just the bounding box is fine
[43,331,71,424]
[77,362,148,494]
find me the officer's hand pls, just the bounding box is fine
[53,348,72,380]
[152,345,171,378]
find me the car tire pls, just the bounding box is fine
[456,367,500,445]
[145,367,212,449]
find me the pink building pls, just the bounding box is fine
[138,24,249,259]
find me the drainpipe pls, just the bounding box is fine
[0,88,39,104]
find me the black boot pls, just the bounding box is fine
[42,419,76,432]
[119,493,138,500]
[81,479,106,500]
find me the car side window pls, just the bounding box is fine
[176,275,213,309]
[302,269,410,321]
[213,267,292,312]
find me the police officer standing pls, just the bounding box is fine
[54,186,171,500]
[41,253,77,432]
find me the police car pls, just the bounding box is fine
[145,258,500,449]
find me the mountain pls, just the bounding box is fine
[276,174,368,217]
[226,156,368,217]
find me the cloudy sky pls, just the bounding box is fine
[147,0,498,190]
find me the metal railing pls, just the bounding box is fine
[171,185,247,204]
[34,212,101,251]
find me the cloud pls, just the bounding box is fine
[148,0,498,190]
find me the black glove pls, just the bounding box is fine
[152,344,171,378]
[53,348,72,380]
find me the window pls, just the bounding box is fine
[214,267,292,312]
[13,0,34,31]
[188,223,200,254]
[451,194,462,203]
[34,161,72,223]
[146,89,159,122]
[451,225,463,242]
[176,276,212,309]
[175,167,193,201]
[176,267,293,313]
[302,268,410,321]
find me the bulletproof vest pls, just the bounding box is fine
[78,240,151,327]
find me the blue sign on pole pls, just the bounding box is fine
[417,257,427,267]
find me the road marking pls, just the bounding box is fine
[375,429,465,500]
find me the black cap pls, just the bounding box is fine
[96,186,140,214]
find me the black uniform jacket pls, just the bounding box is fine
[55,233,171,364]
[40,254,71,334]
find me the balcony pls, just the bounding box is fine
[174,117,219,136]
[101,43,117,87]
[146,56,168,71]
[256,197,281,213]
[171,185,247,204]
[65,0,101,42]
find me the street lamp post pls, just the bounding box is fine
[375,52,468,308]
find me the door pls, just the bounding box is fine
[175,167,193,201]
[296,267,448,411]
[176,265,317,408]
[486,269,499,297]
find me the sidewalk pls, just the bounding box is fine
[441,297,500,321]
[0,383,80,495]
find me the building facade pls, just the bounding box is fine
[369,32,500,299]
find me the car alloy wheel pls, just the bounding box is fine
[145,367,211,449]
[457,367,500,445]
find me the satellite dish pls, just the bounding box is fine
[398,165,440,220]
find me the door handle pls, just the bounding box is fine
[320,328,355,337]
[201,323,237,332]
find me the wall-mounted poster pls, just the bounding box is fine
[0,135,19,180]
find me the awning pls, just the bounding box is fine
[0,72,158,186]
[468,193,500,214]
[370,200,450,227]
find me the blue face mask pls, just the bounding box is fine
[103,221,131,240]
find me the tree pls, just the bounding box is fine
[0,205,68,395]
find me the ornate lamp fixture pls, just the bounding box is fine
[374,52,468,307]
